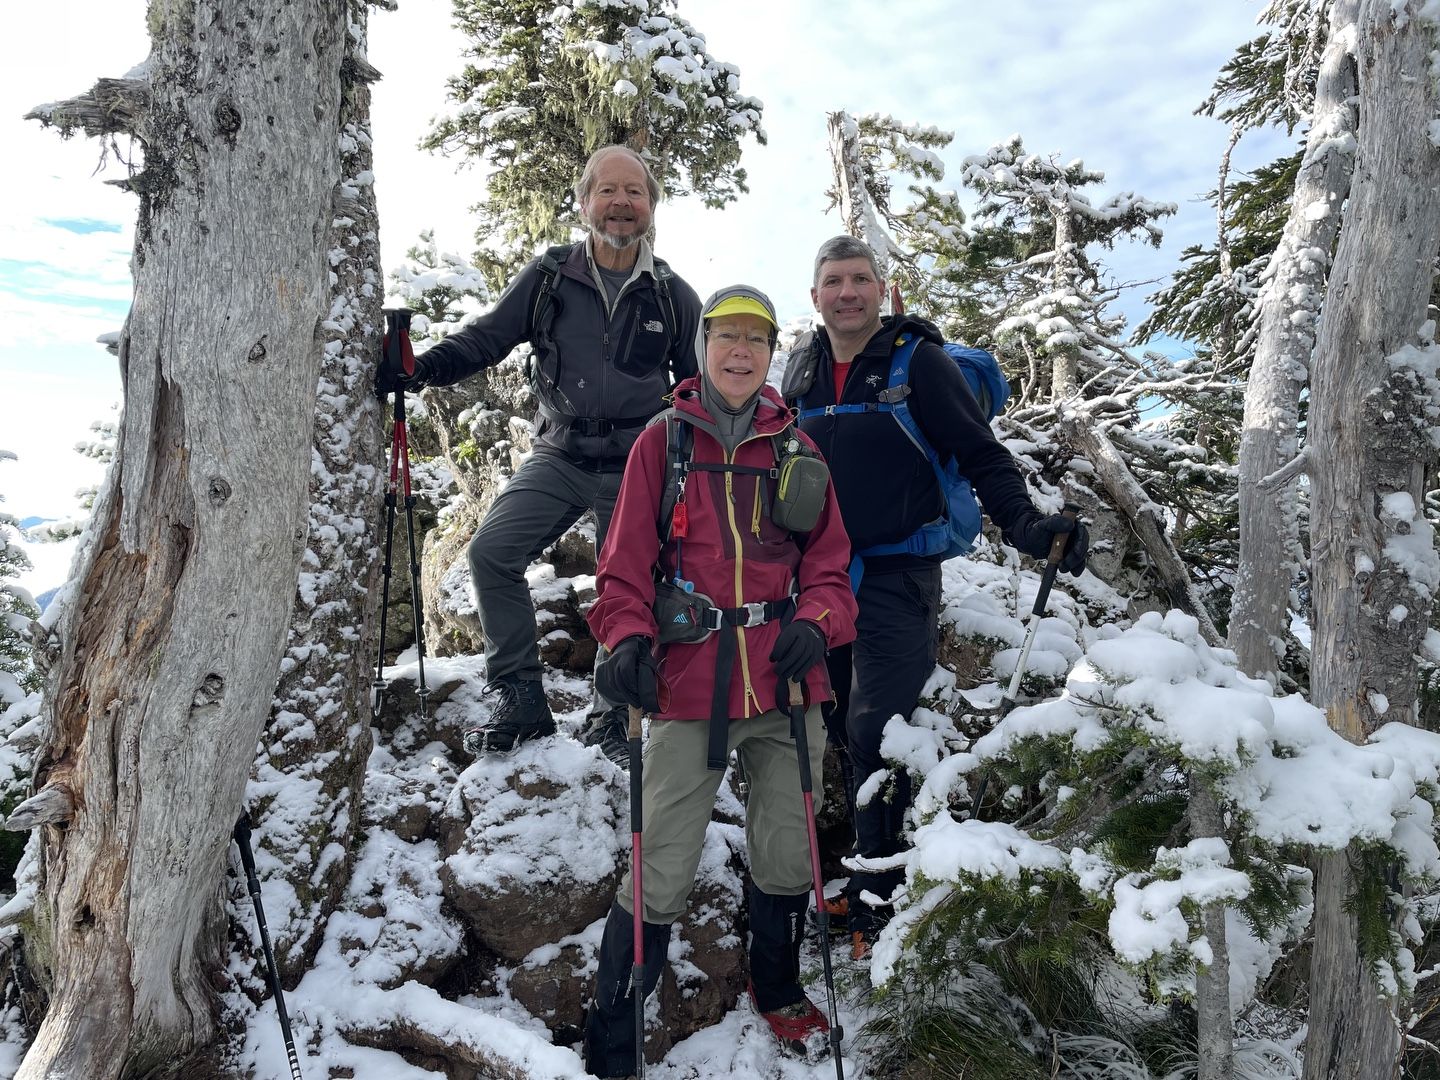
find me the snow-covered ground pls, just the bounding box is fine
[214,539,1348,1080]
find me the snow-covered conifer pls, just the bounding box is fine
[423,0,765,273]
[0,453,37,705]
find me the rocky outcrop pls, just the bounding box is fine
[438,739,627,962]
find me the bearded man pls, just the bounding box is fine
[377,145,701,762]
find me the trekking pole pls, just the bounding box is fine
[972,504,1079,820]
[371,308,430,722]
[788,680,845,1080]
[233,812,304,1080]
[627,704,647,1079]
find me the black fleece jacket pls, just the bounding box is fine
[416,242,700,469]
[783,315,1037,568]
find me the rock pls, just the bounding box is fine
[438,739,627,962]
[334,832,465,990]
[421,498,486,659]
[660,825,748,1045]
[532,564,600,676]
[374,672,466,737]
[507,938,593,1047]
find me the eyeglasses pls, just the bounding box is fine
[706,330,773,353]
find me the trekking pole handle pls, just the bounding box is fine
[1029,503,1082,620]
[1045,504,1081,566]
[788,679,805,709]
[628,704,644,740]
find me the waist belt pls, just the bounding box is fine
[707,596,796,771]
[702,597,793,632]
[537,401,652,437]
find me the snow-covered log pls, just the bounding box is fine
[1057,408,1222,644]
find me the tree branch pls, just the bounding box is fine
[27,77,150,139]
[1057,405,1223,644]
[5,783,75,832]
[1260,446,1311,492]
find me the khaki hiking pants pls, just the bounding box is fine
[616,704,825,923]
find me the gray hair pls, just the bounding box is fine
[574,145,663,206]
[812,235,883,286]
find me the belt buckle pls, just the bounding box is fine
[742,602,767,628]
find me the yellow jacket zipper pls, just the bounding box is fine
[721,425,789,717]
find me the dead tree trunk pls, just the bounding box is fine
[1229,0,1359,686]
[1302,2,1440,1077]
[15,3,348,1075]
[826,110,893,281]
[1050,211,1080,398]
[248,0,385,986]
[1057,408,1222,644]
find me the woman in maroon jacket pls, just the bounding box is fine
[581,286,858,1076]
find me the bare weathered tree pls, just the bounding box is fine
[1229,0,1359,685]
[247,0,386,986]
[13,2,350,1074]
[1302,1,1440,1076]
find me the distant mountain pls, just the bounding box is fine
[18,517,53,530]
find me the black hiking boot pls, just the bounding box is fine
[582,705,632,770]
[463,674,556,756]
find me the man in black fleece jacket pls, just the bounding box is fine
[782,235,1088,955]
[375,146,700,765]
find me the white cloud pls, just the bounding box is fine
[6,0,1298,513]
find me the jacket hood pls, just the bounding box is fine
[673,378,793,437]
[693,284,781,372]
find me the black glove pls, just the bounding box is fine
[374,354,430,397]
[1008,512,1089,576]
[768,620,827,684]
[595,635,661,713]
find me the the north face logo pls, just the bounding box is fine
[644,320,664,333]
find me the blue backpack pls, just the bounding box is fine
[795,333,1010,562]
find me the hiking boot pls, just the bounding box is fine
[582,706,632,770]
[752,987,831,1062]
[463,674,556,756]
[849,928,874,962]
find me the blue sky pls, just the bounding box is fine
[3,0,1292,526]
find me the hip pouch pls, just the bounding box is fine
[770,443,830,533]
[652,580,716,645]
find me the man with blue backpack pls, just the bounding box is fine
[782,235,1089,958]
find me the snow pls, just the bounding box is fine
[10,8,1440,1071]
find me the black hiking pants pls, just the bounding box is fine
[823,562,941,935]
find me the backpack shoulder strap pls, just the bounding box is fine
[650,257,685,385]
[654,408,692,540]
[781,331,822,408]
[530,243,574,337]
[878,335,934,462]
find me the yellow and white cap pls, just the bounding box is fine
[702,287,779,329]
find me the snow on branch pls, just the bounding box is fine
[872,609,1440,1005]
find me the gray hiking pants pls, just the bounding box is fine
[467,451,622,688]
[616,705,826,923]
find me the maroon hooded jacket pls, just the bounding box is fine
[587,379,858,722]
